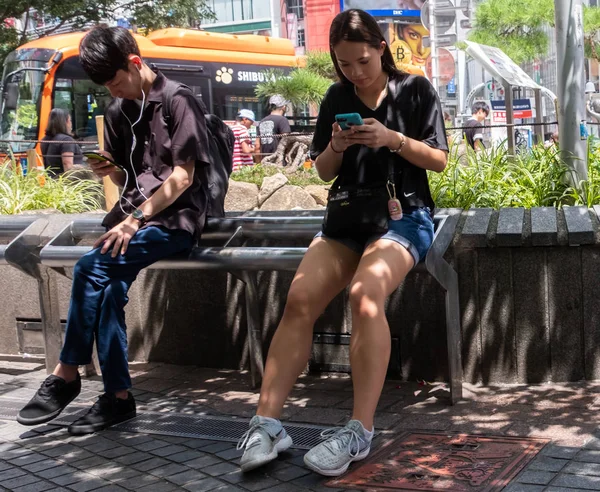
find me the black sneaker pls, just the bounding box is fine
[68,392,136,435]
[17,374,81,426]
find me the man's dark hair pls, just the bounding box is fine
[471,101,490,116]
[79,26,141,85]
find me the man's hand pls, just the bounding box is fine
[94,216,140,257]
[87,151,121,178]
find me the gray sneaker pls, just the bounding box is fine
[238,415,293,472]
[303,420,371,476]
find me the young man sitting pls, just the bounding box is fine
[18,25,211,435]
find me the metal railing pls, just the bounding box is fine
[37,212,462,402]
[1,212,462,402]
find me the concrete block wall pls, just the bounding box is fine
[456,206,600,384]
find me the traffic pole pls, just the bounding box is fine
[429,0,439,92]
[554,0,588,182]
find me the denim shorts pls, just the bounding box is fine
[315,207,434,266]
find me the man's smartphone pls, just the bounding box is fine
[83,151,124,170]
[335,113,364,131]
[83,151,116,163]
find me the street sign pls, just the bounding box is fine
[426,47,456,84]
[464,40,541,90]
[420,0,456,34]
[422,33,457,48]
[447,77,456,93]
[490,99,534,122]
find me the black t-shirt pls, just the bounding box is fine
[257,114,291,154]
[40,133,83,176]
[310,73,448,212]
[464,118,484,149]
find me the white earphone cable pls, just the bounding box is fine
[117,82,149,216]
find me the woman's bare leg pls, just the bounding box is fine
[348,240,414,430]
[256,237,360,418]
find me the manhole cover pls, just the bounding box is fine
[328,431,548,491]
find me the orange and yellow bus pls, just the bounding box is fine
[0,28,301,155]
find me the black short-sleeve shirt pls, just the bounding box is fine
[463,118,484,149]
[310,73,448,212]
[102,71,211,239]
[257,114,291,154]
[41,133,83,176]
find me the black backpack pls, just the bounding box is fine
[161,79,234,218]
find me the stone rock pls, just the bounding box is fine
[304,185,329,206]
[260,185,318,211]
[224,180,259,212]
[258,173,288,206]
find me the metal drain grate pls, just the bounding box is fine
[0,399,332,450]
[0,398,89,425]
[111,412,330,450]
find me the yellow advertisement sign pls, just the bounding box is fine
[381,22,429,76]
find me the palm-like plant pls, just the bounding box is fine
[254,51,336,113]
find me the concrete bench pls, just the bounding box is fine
[23,211,461,402]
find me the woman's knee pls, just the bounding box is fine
[348,280,385,319]
[284,284,319,321]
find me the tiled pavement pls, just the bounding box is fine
[2,361,600,491]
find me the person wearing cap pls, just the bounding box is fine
[232,109,256,171]
[256,95,291,159]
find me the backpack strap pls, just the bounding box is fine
[161,79,184,135]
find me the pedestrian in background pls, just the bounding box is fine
[256,95,291,159]
[41,108,83,176]
[463,101,489,151]
[232,109,255,171]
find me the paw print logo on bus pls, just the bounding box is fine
[216,67,234,84]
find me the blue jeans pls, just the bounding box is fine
[59,226,193,393]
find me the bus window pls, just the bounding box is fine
[155,71,213,113]
[0,60,45,152]
[213,88,263,123]
[54,78,111,141]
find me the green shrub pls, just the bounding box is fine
[429,143,572,209]
[0,163,103,214]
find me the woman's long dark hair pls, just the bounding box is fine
[329,9,402,84]
[45,108,70,137]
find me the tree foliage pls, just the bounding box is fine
[0,0,216,63]
[468,0,600,63]
[254,51,336,112]
[304,50,337,81]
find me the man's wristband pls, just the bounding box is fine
[330,140,343,154]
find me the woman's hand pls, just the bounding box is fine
[346,118,395,149]
[330,122,358,153]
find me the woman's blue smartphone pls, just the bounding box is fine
[335,113,364,130]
